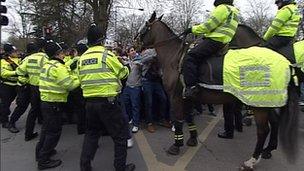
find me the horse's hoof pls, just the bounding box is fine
[261,151,272,159]
[167,145,180,155]
[186,137,198,147]
[239,165,254,171]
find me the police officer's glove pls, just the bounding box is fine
[70,60,77,70]
[181,28,192,36]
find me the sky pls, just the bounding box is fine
[1,0,278,42]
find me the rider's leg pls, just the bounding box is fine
[182,38,225,98]
[265,36,293,50]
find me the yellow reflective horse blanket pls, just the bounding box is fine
[223,46,291,107]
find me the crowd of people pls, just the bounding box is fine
[0,0,303,170]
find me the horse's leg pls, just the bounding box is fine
[185,109,198,146]
[167,96,187,155]
[241,108,270,170]
[261,109,279,159]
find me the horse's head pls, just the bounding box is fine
[135,11,165,47]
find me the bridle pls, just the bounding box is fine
[135,19,185,48]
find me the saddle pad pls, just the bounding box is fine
[197,56,224,90]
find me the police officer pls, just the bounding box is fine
[78,24,134,171]
[35,41,79,170]
[182,0,239,98]
[0,44,20,128]
[66,43,88,134]
[16,38,48,141]
[264,0,301,51]
[218,102,243,139]
[7,43,37,133]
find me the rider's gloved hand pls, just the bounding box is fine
[182,28,192,35]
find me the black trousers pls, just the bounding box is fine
[36,102,63,162]
[0,84,17,123]
[69,87,86,134]
[265,36,293,51]
[182,38,225,86]
[25,85,41,137]
[223,101,243,134]
[9,85,31,124]
[80,98,128,171]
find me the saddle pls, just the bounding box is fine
[276,42,296,64]
[197,54,225,90]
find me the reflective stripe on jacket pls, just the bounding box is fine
[39,59,79,102]
[77,45,129,98]
[191,4,239,44]
[0,57,20,86]
[223,47,291,107]
[16,52,48,86]
[263,4,301,40]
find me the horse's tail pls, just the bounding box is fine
[279,79,299,163]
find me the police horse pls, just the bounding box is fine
[136,12,299,170]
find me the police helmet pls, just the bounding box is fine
[26,42,39,55]
[3,43,16,54]
[87,23,103,46]
[214,0,234,6]
[275,0,295,4]
[45,40,63,59]
[36,37,47,51]
[76,43,88,56]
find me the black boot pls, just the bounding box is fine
[125,163,136,171]
[8,123,20,133]
[217,131,233,139]
[38,159,62,170]
[25,132,38,141]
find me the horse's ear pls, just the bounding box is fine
[158,14,164,21]
[149,11,157,23]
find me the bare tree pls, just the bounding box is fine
[296,0,304,40]
[84,0,114,41]
[241,0,274,37]
[4,0,35,49]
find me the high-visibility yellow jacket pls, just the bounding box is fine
[39,59,79,102]
[16,52,48,86]
[223,46,291,107]
[294,40,304,71]
[0,56,20,86]
[77,45,129,98]
[263,4,301,40]
[191,4,239,44]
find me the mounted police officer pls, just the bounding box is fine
[78,24,134,171]
[182,0,239,98]
[263,0,301,51]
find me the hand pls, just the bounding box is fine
[182,28,192,35]
[70,61,78,70]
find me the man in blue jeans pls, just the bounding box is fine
[141,48,171,133]
[121,47,142,133]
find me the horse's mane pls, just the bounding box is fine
[158,20,182,43]
[238,24,262,39]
